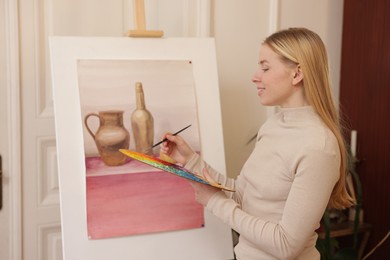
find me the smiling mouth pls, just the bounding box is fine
[257,87,265,96]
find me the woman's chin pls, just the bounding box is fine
[259,99,272,106]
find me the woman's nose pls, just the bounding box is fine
[251,76,258,83]
[252,70,261,83]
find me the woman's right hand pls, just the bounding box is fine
[159,133,195,165]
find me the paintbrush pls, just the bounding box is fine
[143,124,192,153]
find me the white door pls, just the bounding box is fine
[18,0,62,257]
[18,0,131,258]
[1,1,21,259]
[0,2,11,257]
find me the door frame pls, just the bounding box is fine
[4,0,22,259]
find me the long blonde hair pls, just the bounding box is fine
[264,28,354,209]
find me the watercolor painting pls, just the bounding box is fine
[77,59,203,239]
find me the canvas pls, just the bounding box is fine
[50,36,234,260]
[77,59,203,239]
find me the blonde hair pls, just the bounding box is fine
[264,28,354,209]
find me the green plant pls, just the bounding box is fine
[316,152,362,260]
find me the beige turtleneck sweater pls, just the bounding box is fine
[185,106,340,260]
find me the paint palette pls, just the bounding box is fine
[119,149,235,192]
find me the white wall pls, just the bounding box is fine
[213,0,344,177]
[279,0,344,104]
[212,0,270,177]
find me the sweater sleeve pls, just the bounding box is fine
[206,149,340,259]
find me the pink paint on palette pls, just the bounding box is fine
[85,157,204,239]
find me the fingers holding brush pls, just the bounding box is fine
[159,133,195,165]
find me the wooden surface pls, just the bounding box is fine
[317,222,372,239]
[317,221,372,259]
[127,0,163,37]
[340,0,390,258]
[126,29,163,37]
[134,0,146,30]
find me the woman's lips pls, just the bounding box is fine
[257,87,265,96]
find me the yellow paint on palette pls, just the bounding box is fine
[119,149,235,192]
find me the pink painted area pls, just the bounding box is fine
[85,157,204,239]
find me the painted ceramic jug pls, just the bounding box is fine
[84,110,130,166]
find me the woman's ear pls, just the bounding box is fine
[292,65,303,85]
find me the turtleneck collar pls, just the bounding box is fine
[277,106,317,122]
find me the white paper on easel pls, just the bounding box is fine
[50,36,234,260]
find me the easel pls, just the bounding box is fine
[126,0,164,37]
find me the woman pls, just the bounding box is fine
[160,28,354,260]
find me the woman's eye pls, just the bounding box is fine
[262,68,269,72]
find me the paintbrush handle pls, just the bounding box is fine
[151,124,192,148]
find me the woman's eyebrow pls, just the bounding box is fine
[258,60,269,65]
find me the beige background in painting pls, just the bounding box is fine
[77,60,200,156]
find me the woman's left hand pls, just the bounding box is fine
[189,168,220,206]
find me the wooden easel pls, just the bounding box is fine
[126,0,164,37]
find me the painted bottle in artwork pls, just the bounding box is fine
[84,110,130,166]
[131,82,154,155]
